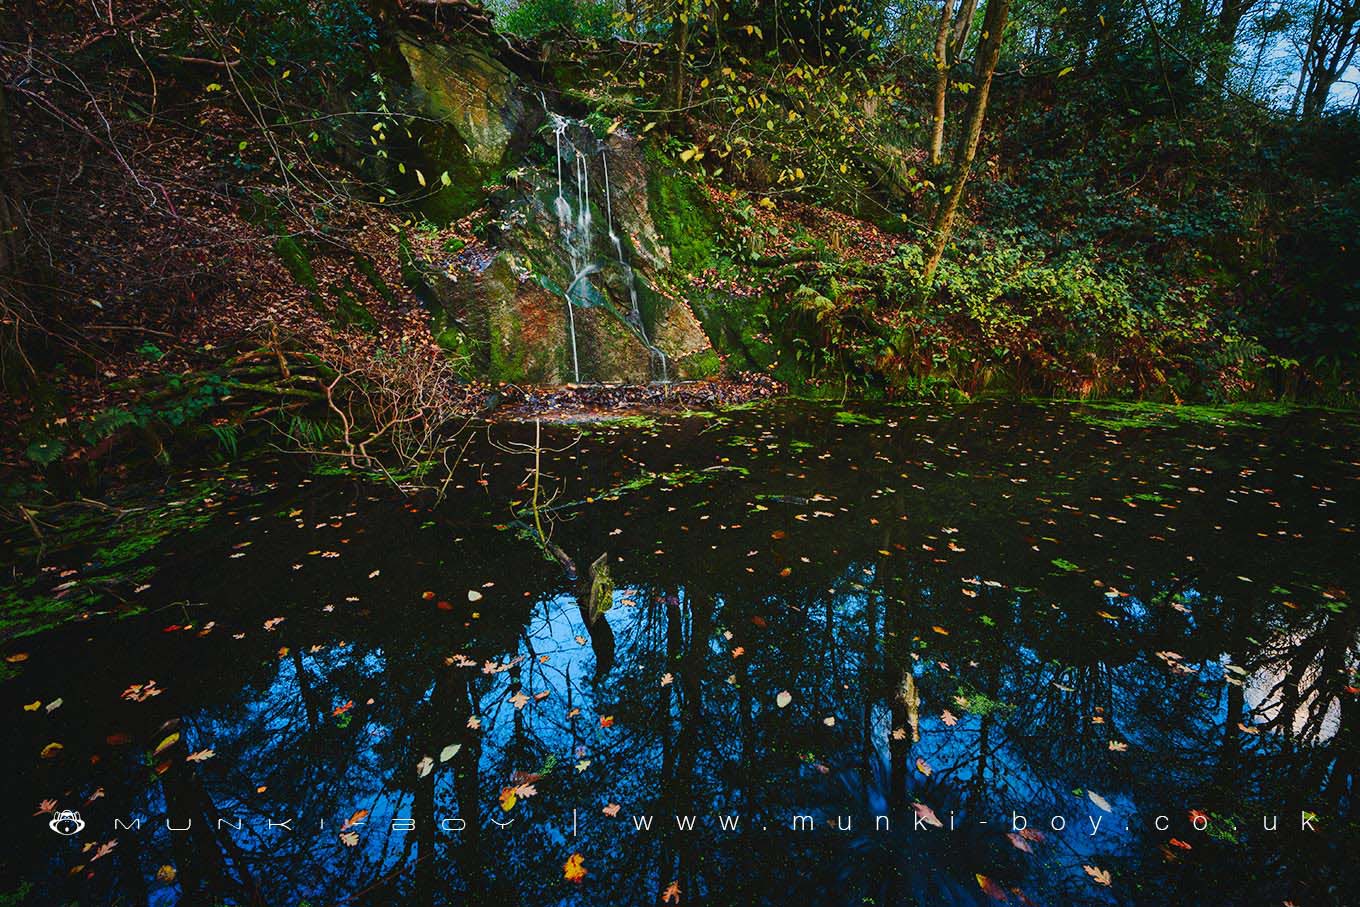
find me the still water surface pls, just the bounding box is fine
[3,401,1357,905]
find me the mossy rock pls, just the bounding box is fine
[396,34,540,223]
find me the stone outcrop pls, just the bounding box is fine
[398,34,717,385]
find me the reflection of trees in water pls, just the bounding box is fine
[24,403,1358,905]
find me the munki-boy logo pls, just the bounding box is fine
[49,810,85,836]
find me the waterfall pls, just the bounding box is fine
[548,111,669,384]
[600,146,669,383]
[551,114,581,382]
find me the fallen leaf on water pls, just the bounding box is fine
[339,831,360,847]
[5,653,29,663]
[41,742,63,759]
[600,715,615,728]
[45,698,63,714]
[416,756,433,778]
[662,881,681,903]
[1108,740,1128,752]
[941,709,958,726]
[912,802,943,827]
[916,757,932,776]
[121,680,162,702]
[185,748,215,763]
[1088,790,1112,813]
[1006,831,1032,853]
[776,690,793,708]
[156,864,176,882]
[342,809,369,831]
[23,701,40,712]
[1083,865,1112,886]
[602,803,621,817]
[33,799,57,816]
[975,874,1008,900]
[440,744,461,762]
[153,733,180,757]
[823,716,836,727]
[467,590,483,602]
[563,852,587,883]
[661,673,674,686]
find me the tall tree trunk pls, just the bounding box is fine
[671,3,691,112]
[1291,0,1326,116]
[924,0,1011,282]
[951,0,979,55]
[1206,0,1254,91]
[1301,3,1360,118]
[930,0,957,165]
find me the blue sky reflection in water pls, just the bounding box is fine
[2,401,1357,906]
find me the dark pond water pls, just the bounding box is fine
[3,401,1358,906]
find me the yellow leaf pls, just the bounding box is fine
[563,852,587,883]
[153,732,180,756]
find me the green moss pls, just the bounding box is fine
[833,410,886,426]
[487,303,529,383]
[677,348,721,379]
[0,480,230,639]
[274,234,320,292]
[1075,400,1306,430]
[646,149,718,272]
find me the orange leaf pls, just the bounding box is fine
[563,852,587,883]
[662,880,681,903]
[975,874,1009,901]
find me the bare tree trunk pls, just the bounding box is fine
[1291,0,1326,116]
[930,0,957,165]
[924,0,1011,282]
[1206,0,1256,91]
[671,3,690,112]
[951,0,979,55]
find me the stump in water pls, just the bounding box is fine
[580,552,613,624]
[577,552,616,677]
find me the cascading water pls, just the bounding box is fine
[548,110,668,384]
[601,151,668,383]
[551,114,583,383]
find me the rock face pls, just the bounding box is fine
[397,34,716,385]
[396,33,540,222]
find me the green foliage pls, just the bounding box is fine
[646,150,719,272]
[495,0,614,38]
